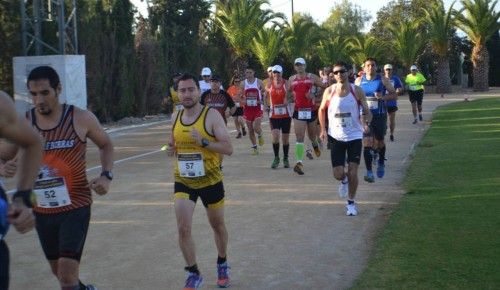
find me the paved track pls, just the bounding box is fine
[6,89,499,289]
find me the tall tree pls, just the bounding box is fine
[251,27,284,72]
[322,0,371,37]
[215,0,282,73]
[0,1,21,94]
[317,36,352,67]
[348,34,388,69]
[454,0,500,91]
[422,0,456,93]
[283,14,322,61]
[386,20,426,70]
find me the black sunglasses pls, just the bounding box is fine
[333,70,347,75]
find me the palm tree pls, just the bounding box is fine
[347,34,388,69]
[316,36,352,67]
[422,1,456,93]
[215,0,283,73]
[251,27,284,72]
[454,0,500,91]
[283,14,322,61]
[386,20,425,70]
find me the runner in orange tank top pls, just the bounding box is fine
[25,66,114,290]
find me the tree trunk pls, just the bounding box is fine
[472,43,490,92]
[435,55,451,94]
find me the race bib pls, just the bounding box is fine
[178,153,205,178]
[34,177,71,208]
[366,97,379,110]
[298,108,312,120]
[175,104,184,111]
[334,112,353,128]
[246,97,258,107]
[273,105,287,115]
[409,85,419,91]
[235,102,240,108]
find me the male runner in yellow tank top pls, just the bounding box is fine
[166,73,233,289]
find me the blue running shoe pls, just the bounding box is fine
[364,170,375,183]
[217,262,231,288]
[183,272,203,290]
[377,162,385,178]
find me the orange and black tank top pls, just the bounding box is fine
[29,104,91,214]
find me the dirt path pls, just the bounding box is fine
[6,89,499,290]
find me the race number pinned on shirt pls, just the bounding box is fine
[273,104,287,116]
[334,112,353,128]
[246,97,258,107]
[298,108,312,120]
[366,97,379,110]
[175,104,184,111]
[235,101,240,108]
[409,85,419,91]
[33,177,71,208]
[178,153,205,178]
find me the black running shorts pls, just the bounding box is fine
[174,181,225,209]
[387,105,398,113]
[409,90,424,106]
[35,206,91,261]
[292,110,318,123]
[231,107,244,117]
[364,114,387,141]
[270,117,292,134]
[329,136,362,167]
[0,240,8,290]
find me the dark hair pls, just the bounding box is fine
[177,73,200,90]
[364,58,377,65]
[334,61,348,69]
[27,66,60,90]
[230,75,241,85]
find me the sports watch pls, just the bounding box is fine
[101,170,113,181]
[201,138,210,148]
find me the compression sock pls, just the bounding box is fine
[283,144,290,158]
[364,147,373,171]
[379,146,386,165]
[273,143,280,157]
[295,142,305,163]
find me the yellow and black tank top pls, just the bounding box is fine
[173,106,222,188]
[29,104,91,214]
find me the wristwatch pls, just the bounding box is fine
[201,138,210,148]
[101,170,113,181]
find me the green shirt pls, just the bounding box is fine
[405,73,426,91]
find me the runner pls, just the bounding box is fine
[199,67,212,95]
[26,66,114,290]
[288,57,327,175]
[263,66,274,115]
[166,73,233,289]
[319,61,371,216]
[239,68,266,155]
[200,75,236,125]
[226,75,246,138]
[266,65,292,169]
[165,73,183,118]
[405,65,427,124]
[383,64,404,141]
[355,58,396,182]
[0,91,43,290]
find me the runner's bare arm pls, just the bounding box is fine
[381,76,397,101]
[355,86,372,125]
[167,110,180,157]
[192,109,232,156]
[313,74,328,89]
[318,86,334,143]
[0,139,19,178]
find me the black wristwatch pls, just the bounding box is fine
[201,138,210,148]
[101,170,113,181]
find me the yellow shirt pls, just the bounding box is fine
[405,73,426,91]
[173,106,222,188]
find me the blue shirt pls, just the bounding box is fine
[360,75,386,115]
[0,187,9,239]
[386,76,403,107]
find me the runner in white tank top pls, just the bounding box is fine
[327,83,364,142]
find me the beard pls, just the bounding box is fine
[37,106,52,115]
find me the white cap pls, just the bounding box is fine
[384,64,393,70]
[272,65,283,73]
[201,67,212,76]
[410,65,418,71]
[267,66,273,72]
[294,57,306,65]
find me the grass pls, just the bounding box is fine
[350,98,500,290]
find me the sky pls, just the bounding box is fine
[130,0,496,30]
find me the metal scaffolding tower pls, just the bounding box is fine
[20,0,78,55]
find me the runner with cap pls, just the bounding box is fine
[266,65,292,169]
[199,67,212,95]
[288,57,327,175]
[383,64,404,141]
[263,66,274,116]
[239,67,266,155]
[405,65,426,124]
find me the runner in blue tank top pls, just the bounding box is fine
[383,64,404,141]
[355,58,396,182]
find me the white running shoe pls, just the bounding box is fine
[346,203,358,216]
[338,176,348,198]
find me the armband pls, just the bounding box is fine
[13,189,36,208]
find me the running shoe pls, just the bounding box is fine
[258,134,265,146]
[306,149,314,160]
[338,177,348,198]
[183,272,203,290]
[271,157,280,169]
[412,119,418,124]
[346,202,358,216]
[242,127,247,136]
[236,132,242,139]
[313,146,321,158]
[364,170,375,183]
[390,134,394,142]
[419,114,423,121]
[251,147,259,155]
[376,162,385,178]
[283,157,290,168]
[86,286,98,290]
[293,162,304,175]
[216,262,231,288]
